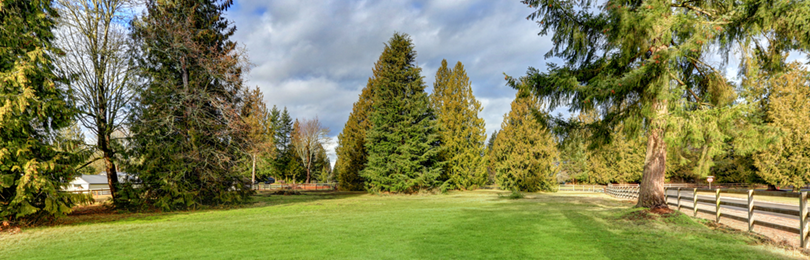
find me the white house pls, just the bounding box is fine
[65,172,135,195]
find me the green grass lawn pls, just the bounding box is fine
[0,190,803,259]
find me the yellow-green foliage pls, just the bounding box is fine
[0,0,86,224]
[430,60,487,190]
[587,130,645,184]
[335,81,373,191]
[754,65,810,190]
[492,89,558,192]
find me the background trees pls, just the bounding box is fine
[0,0,88,224]
[430,60,488,190]
[268,106,297,182]
[361,33,442,193]
[52,0,137,202]
[240,87,275,186]
[291,117,329,184]
[125,0,250,210]
[753,65,810,191]
[335,82,373,191]
[491,88,558,192]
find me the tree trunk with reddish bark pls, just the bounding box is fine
[637,98,668,209]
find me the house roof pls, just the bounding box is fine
[77,172,135,184]
[79,174,109,184]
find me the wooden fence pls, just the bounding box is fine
[605,184,639,199]
[604,185,810,248]
[65,189,111,196]
[253,183,337,191]
[558,184,605,192]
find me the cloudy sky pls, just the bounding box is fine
[225,0,558,165]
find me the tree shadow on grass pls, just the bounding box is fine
[560,209,798,260]
[39,190,366,229]
[407,192,797,260]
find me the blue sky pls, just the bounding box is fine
[225,0,558,164]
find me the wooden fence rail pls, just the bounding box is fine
[253,183,337,191]
[604,185,810,248]
[558,185,605,192]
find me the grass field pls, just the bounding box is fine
[0,190,804,259]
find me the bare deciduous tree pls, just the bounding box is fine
[53,0,138,200]
[291,117,329,184]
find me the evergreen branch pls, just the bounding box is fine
[669,72,702,103]
[671,3,714,18]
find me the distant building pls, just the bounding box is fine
[64,172,136,195]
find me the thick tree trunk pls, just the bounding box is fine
[100,134,119,201]
[637,99,668,209]
[251,154,256,190]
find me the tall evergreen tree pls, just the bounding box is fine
[430,60,488,190]
[484,130,499,184]
[126,0,250,210]
[491,88,559,192]
[753,64,810,191]
[269,106,294,180]
[0,0,87,224]
[361,33,442,193]
[516,0,810,208]
[335,82,372,191]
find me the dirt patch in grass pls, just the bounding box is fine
[620,207,677,221]
[0,221,21,235]
[69,203,117,216]
[272,190,302,196]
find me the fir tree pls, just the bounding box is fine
[126,0,250,210]
[754,64,810,191]
[484,130,499,184]
[492,88,559,192]
[361,33,442,193]
[335,82,373,191]
[269,106,294,181]
[0,0,87,224]
[430,60,488,190]
[516,0,810,208]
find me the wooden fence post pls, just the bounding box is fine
[677,188,682,211]
[748,190,754,232]
[693,188,698,217]
[716,189,721,223]
[801,191,808,248]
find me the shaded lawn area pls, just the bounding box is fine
[0,190,803,259]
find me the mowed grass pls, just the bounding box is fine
[0,190,803,259]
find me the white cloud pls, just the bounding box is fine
[227,0,555,165]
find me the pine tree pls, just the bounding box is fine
[0,0,87,224]
[361,33,442,193]
[754,64,810,191]
[492,88,559,192]
[335,82,372,191]
[430,60,488,190]
[126,0,250,210]
[516,0,810,208]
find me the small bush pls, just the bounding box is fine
[499,190,524,199]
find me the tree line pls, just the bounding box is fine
[0,0,331,224]
[334,33,558,194]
